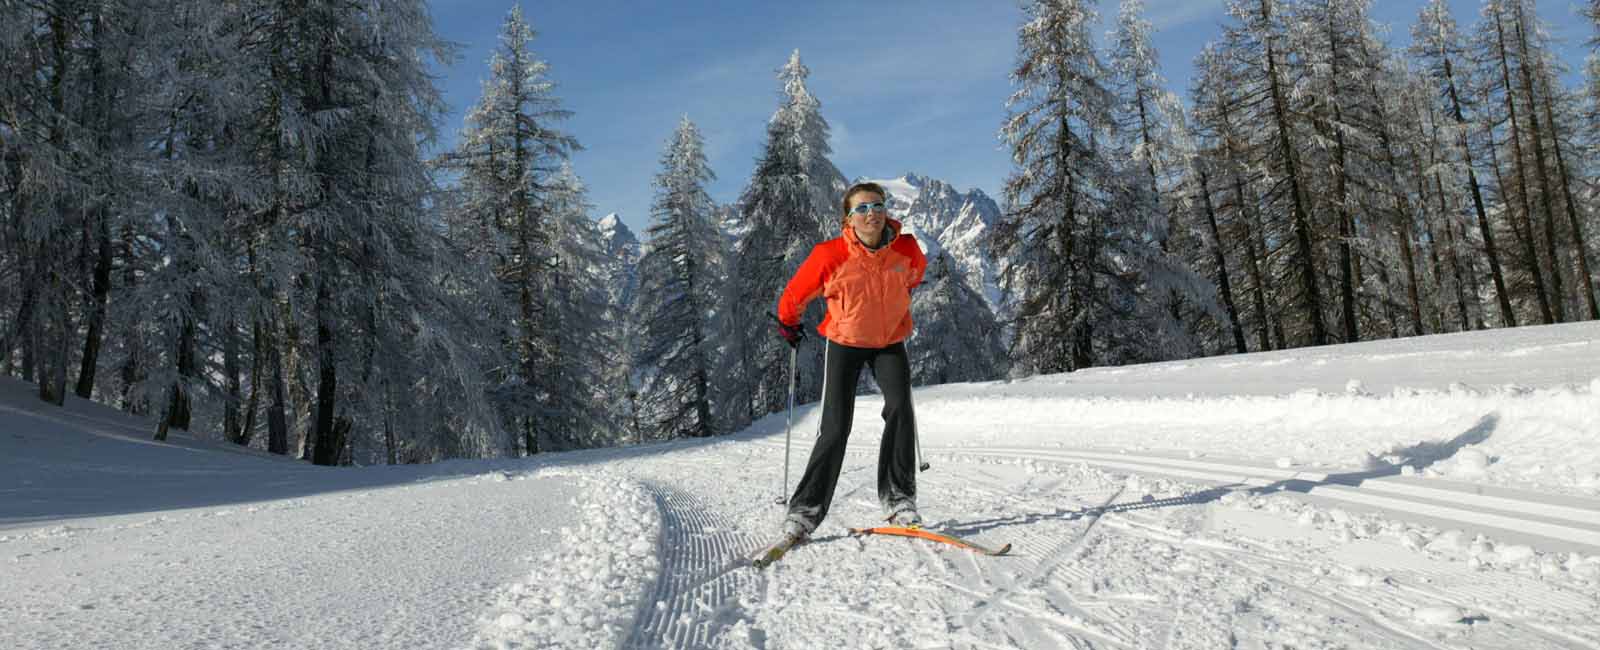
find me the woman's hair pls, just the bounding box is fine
[840,181,888,222]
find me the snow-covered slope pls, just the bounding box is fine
[4,322,1599,649]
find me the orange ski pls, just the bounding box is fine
[848,526,1011,556]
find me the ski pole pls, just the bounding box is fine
[778,343,797,504]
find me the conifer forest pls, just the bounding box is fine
[2,0,1596,465]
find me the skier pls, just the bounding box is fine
[773,181,928,547]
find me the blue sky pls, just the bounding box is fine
[424,1,1592,238]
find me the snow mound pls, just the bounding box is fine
[1412,606,1468,625]
[471,473,660,649]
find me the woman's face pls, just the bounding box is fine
[846,192,887,237]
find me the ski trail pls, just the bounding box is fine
[947,446,1600,553]
[1084,487,1597,649]
[950,484,1126,633]
[624,482,764,650]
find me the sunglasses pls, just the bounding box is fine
[850,201,888,215]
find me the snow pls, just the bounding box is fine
[4,321,1600,648]
[868,174,922,206]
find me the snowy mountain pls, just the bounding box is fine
[597,213,637,259]
[861,173,1004,310]
[6,322,1598,648]
[597,212,641,307]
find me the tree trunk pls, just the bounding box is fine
[1240,173,1276,351]
[39,7,72,407]
[1411,155,1448,331]
[1328,106,1359,343]
[75,207,112,398]
[1324,18,1359,344]
[118,221,145,414]
[223,319,242,443]
[267,326,289,455]
[74,2,115,401]
[1198,165,1247,353]
[42,255,70,407]
[383,387,397,465]
[1430,172,1473,332]
[237,321,263,447]
[8,276,38,382]
[284,302,310,459]
[165,305,196,432]
[311,254,339,466]
[1395,216,1425,337]
[154,386,173,442]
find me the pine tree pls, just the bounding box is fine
[1413,0,1517,327]
[439,5,580,456]
[1219,0,1329,347]
[534,166,619,450]
[720,53,839,428]
[1109,0,1217,360]
[995,0,1120,373]
[634,117,723,439]
[775,50,849,242]
[1191,44,1278,351]
[1476,0,1557,324]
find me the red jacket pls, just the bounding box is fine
[777,218,927,348]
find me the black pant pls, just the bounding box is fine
[786,339,917,532]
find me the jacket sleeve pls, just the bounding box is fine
[777,243,833,326]
[903,235,927,289]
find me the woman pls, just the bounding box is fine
[773,181,928,544]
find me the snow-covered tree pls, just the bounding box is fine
[633,117,723,439]
[774,50,849,242]
[1473,0,1560,325]
[532,166,619,450]
[996,0,1148,373]
[1108,0,1218,360]
[720,53,841,428]
[1211,0,1329,347]
[1190,43,1282,352]
[1413,0,1517,328]
[439,5,580,456]
[721,114,813,426]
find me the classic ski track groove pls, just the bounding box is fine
[734,438,1599,647]
[943,446,1600,552]
[949,484,1127,635]
[1099,487,1600,649]
[901,463,1142,645]
[625,481,762,650]
[936,460,1540,649]
[1087,511,1460,649]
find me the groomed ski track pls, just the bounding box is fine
[597,432,1599,649]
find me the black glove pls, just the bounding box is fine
[776,320,805,348]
